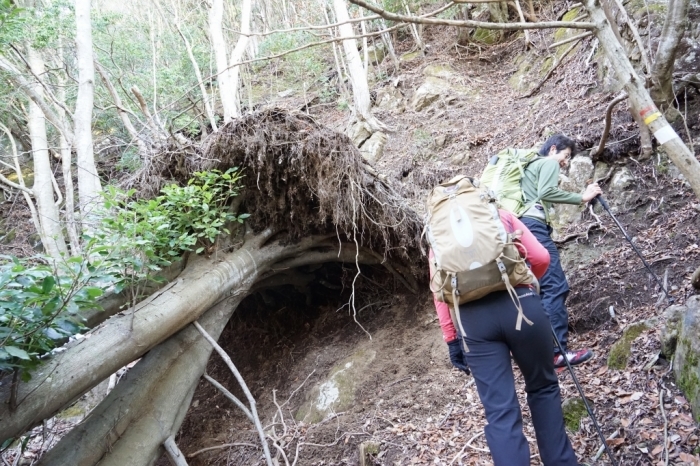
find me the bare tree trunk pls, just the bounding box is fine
[54,70,81,256]
[228,0,253,118]
[650,0,689,108]
[162,0,218,132]
[0,123,41,235]
[323,3,350,99]
[37,298,242,466]
[75,0,102,222]
[333,0,385,132]
[584,0,700,199]
[209,0,236,123]
[27,47,68,259]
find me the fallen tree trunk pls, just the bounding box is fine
[36,297,243,466]
[0,229,319,442]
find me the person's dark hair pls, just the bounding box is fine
[538,134,577,157]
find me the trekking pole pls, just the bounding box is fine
[552,329,619,466]
[592,195,672,302]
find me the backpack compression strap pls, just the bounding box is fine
[496,256,534,331]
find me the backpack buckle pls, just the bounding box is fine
[496,260,507,273]
[451,275,459,295]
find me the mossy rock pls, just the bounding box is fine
[660,304,686,357]
[5,167,34,188]
[672,296,700,422]
[0,228,16,244]
[607,322,649,370]
[399,50,423,62]
[554,8,581,42]
[423,64,457,79]
[562,397,591,432]
[295,349,376,424]
[472,28,501,44]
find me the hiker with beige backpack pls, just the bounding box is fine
[425,177,579,465]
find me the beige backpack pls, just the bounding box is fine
[424,176,537,347]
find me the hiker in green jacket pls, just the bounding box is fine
[519,134,602,369]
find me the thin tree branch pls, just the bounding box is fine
[193,321,273,466]
[8,44,75,119]
[513,0,531,45]
[226,13,382,36]
[202,373,254,423]
[591,92,628,157]
[549,31,593,49]
[0,55,75,142]
[163,435,189,466]
[611,0,651,74]
[187,443,259,458]
[349,0,596,30]
[521,39,583,98]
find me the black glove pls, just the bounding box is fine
[447,339,471,375]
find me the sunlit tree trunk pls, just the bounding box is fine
[229,0,253,117]
[650,0,689,109]
[75,0,102,223]
[333,0,385,132]
[27,47,68,259]
[54,47,81,255]
[209,0,236,122]
[175,9,218,131]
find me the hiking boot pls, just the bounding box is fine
[553,349,593,368]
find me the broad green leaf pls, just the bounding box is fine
[84,287,104,299]
[44,328,63,340]
[41,276,55,294]
[4,346,30,360]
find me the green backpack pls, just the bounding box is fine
[480,148,541,216]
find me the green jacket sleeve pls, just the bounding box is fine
[533,159,583,205]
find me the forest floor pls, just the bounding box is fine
[3,13,700,466]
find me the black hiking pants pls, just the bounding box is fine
[520,216,570,355]
[459,288,578,466]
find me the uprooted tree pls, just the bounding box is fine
[0,109,424,465]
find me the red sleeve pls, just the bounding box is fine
[499,210,550,279]
[429,250,458,343]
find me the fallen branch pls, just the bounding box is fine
[194,321,274,466]
[203,373,254,422]
[521,39,582,98]
[591,92,629,157]
[350,0,595,30]
[163,436,189,466]
[548,31,593,49]
[187,442,259,458]
[659,385,669,466]
[450,430,488,464]
[554,222,601,244]
[592,429,620,462]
